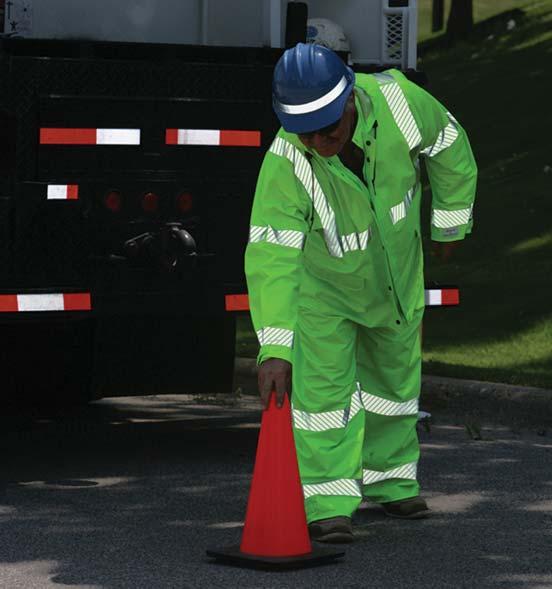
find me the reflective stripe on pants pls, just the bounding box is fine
[292,275,424,523]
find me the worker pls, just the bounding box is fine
[244,43,477,543]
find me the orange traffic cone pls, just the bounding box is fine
[207,392,345,569]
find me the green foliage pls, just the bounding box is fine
[418,0,525,41]
[420,0,552,388]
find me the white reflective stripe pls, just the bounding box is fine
[177,129,220,145]
[248,225,267,243]
[293,407,348,431]
[276,76,348,115]
[256,327,294,348]
[292,383,416,433]
[17,294,64,312]
[96,129,141,145]
[363,462,418,486]
[303,478,362,499]
[390,186,416,225]
[425,289,442,306]
[378,81,421,150]
[339,229,372,252]
[421,113,459,158]
[47,185,68,199]
[249,225,305,249]
[269,137,342,257]
[341,232,360,253]
[432,206,472,228]
[266,227,306,250]
[390,201,406,225]
[360,391,419,417]
[358,228,372,250]
[350,384,364,421]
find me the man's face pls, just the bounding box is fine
[298,92,356,158]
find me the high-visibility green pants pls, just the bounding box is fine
[292,269,424,523]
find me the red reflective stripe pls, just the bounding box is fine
[0,295,18,312]
[40,128,97,145]
[220,130,261,147]
[165,128,178,145]
[441,289,460,305]
[66,185,79,200]
[63,293,92,311]
[225,294,250,311]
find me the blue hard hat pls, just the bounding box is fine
[272,43,355,134]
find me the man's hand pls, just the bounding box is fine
[258,358,292,409]
[431,240,461,262]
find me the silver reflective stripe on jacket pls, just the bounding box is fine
[432,205,473,228]
[363,461,418,486]
[270,137,343,257]
[421,112,459,157]
[375,73,422,151]
[256,327,294,348]
[390,186,416,225]
[341,227,373,253]
[248,225,306,250]
[303,478,362,499]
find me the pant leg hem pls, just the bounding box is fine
[362,484,420,505]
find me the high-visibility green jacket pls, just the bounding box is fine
[245,69,477,366]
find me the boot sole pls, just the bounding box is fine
[311,531,354,543]
[383,509,430,520]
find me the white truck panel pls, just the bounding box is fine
[3,0,416,68]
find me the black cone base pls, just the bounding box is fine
[207,544,345,570]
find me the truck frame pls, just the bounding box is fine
[0,0,418,404]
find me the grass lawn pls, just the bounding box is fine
[419,0,552,388]
[417,0,525,41]
[237,0,552,389]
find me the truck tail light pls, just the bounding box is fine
[142,191,159,213]
[176,192,193,214]
[104,190,123,212]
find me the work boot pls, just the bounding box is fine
[308,516,354,543]
[381,496,430,519]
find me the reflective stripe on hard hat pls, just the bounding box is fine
[275,75,348,115]
[272,43,355,134]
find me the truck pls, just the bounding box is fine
[0,0,419,405]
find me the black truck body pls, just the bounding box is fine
[0,38,280,403]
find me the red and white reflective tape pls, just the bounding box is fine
[225,289,460,312]
[165,129,261,147]
[0,293,92,312]
[47,184,79,200]
[424,288,460,307]
[40,128,141,145]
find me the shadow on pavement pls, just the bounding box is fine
[0,397,550,588]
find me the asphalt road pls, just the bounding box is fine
[0,395,551,589]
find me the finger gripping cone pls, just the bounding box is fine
[207,393,345,570]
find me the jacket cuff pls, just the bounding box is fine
[431,219,472,242]
[257,345,293,366]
